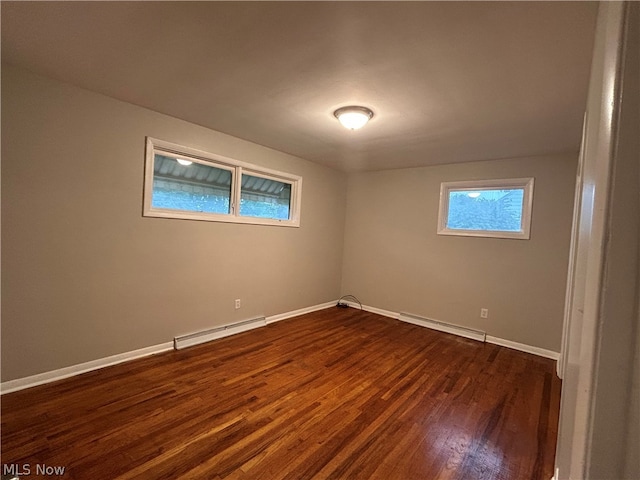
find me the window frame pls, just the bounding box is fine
[238,169,294,221]
[437,177,534,240]
[143,137,302,227]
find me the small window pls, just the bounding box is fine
[240,172,292,220]
[151,154,233,215]
[437,178,534,239]
[144,138,301,226]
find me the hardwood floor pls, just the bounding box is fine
[1,308,561,479]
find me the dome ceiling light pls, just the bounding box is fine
[333,106,374,130]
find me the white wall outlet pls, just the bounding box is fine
[480,308,489,319]
[235,299,241,309]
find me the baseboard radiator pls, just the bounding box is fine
[398,312,486,342]
[173,316,266,350]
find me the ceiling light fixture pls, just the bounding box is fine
[334,106,374,130]
[176,158,193,166]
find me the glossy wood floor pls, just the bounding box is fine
[1,308,561,479]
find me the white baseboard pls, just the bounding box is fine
[1,301,338,395]
[0,342,174,395]
[399,312,486,342]
[343,300,559,360]
[486,335,560,361]
[1,300,559,394]
[174,316,267,350]
[342,300,398,319]
[266,300,337,324]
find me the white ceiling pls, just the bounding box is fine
[1,2,598,172]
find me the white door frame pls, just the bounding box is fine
[553,2,628,479]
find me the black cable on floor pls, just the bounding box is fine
[337,295,363,310]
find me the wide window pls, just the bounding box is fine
[437,178,534,239]
[143,138,301,226]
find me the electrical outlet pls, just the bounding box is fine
[480,308,488,319]
[235,299,241,309]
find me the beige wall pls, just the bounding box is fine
[626,304,640,478]
[341,154,577,352]
[1,66,347,382]
[1,65,579,385]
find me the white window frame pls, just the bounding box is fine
[437,177,534,239]
[143,137,302,227]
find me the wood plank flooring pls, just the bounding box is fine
[1,308,561,479]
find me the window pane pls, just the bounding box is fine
[446,188,524,232]
[239,174,291,220]
[151,154,232,214]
